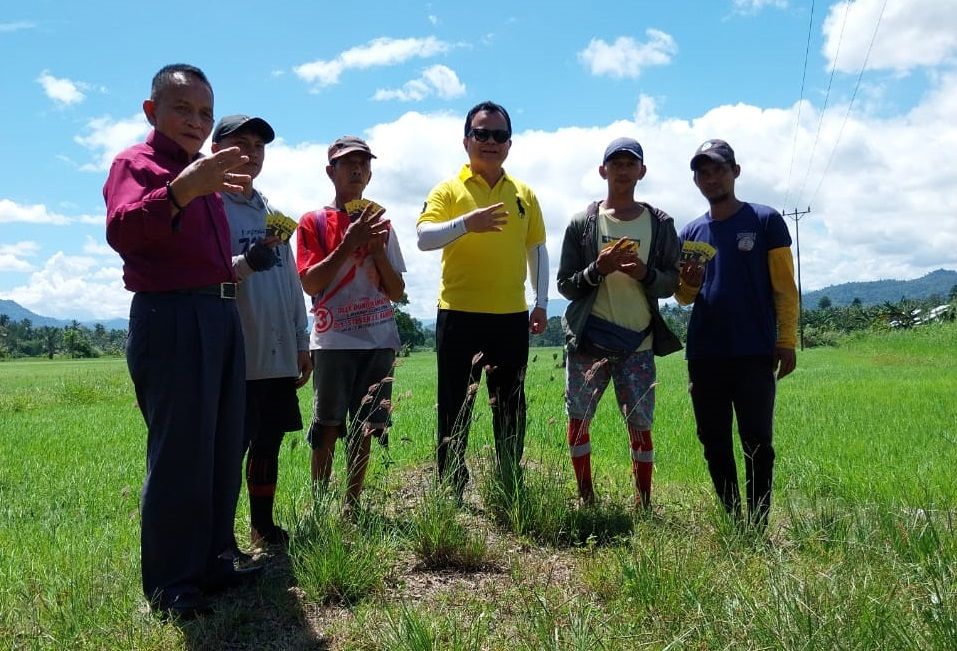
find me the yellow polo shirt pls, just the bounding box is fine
[418,164,546,313]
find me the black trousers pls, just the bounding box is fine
[688,356,776,524]
[435,309,529,492]
[127,292,245,603]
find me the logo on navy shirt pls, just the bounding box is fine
[736,232,756,252]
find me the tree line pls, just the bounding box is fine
[0,316,126,359]
[3,287,954,360]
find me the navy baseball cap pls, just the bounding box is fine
[690,139,735,170]
[212,115,275,144]
[603,137,644,164]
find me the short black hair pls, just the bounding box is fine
[464,101,512,137]
[150,63,212,101]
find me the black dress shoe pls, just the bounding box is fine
[202,564,263,593]
[153,592,213,621]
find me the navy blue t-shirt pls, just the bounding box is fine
[679,202,792,359]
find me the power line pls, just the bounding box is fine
[809,0,889,208]
[782,0,816,213]
[783,206,813,350]
[793,0,851,209]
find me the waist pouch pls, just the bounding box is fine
[582,314,651,357]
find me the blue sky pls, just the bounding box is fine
[2,0,955,321]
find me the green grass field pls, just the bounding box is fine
[1,324,955,649]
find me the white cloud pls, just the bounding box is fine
[81,235,113,256]
[633,94,660,125]
[294,36,452,89]
[74,114,150,172]
[3,252,129,320]
[578,31,677,79]
[36,70,87,106]
[0,199,73,225]
[0,21,35,33]
[372,65,466,102]
[823,0,957,73]
[0,241,40,256]
[0,256,35,273]
[732,0,788,13]
[428,15,439,26]
[0,241,40,272]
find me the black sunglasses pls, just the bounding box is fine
[469,128,510,144]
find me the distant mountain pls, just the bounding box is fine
[0,299,128,330]
[803,269,957,307]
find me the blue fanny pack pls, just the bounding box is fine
[582,314,651,356]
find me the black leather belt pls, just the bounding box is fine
[173,283,237,299]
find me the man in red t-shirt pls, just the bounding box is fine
[296,136,406,513]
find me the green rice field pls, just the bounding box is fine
[1,323,955,649]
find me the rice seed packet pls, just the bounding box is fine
[265,211,298,242]
[681,240,717,264]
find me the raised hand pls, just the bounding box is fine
[343,204,390,253]
[463,203,508,233]
[172,146,252,206]
[596,238,639,276]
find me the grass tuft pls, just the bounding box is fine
[288,493,394,606]
[407,486,493,571]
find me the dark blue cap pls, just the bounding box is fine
[602,137,644,164]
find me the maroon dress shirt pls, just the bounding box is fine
[104,130,235,292]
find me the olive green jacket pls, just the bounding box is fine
[557,201,682,357]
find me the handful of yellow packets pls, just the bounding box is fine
[265,210,298,242]
[601,237,639,253]
[680,240,717,265]
[344,198,384,220]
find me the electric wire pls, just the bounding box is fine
[793,0,851,209]
[809,0,889,207]
[782,0,816,213]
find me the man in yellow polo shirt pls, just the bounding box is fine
[417,100,548,499]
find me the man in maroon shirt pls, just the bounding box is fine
[104,63,268,620]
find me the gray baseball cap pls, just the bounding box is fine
[328,135,376,163]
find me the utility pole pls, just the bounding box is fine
[782,206,812,350]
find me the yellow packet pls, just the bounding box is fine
[265,211,298,242]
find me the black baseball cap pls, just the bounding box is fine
[690,139,735,170]
[212,114,275,144]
